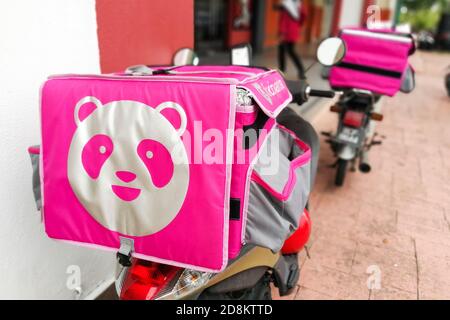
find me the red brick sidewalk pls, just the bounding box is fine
[275,52,450,300]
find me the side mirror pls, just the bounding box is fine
[231,44,252,66]
[400,65,416,93]
[173,48,199,66]
[316,37,346,67]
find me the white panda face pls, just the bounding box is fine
[67,97,190,237]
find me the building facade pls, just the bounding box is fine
[194,0,400,52]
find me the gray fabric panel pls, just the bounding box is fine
[254,129,306,194]
[245,130,311,252]
[245,182,291,252]
[29,149,42,211]
[291,143,303,159]
[254,153,290,194]
[245,164,310,252]
[254,131,288,194]
[278,129,293,158]
[276,108,320,191]
[283,161,311,227]
[245,129,311,252]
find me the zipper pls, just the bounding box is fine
[169,70,258,77]
[48,73,241,85]
[48,68,268,84]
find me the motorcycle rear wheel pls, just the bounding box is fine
[335,159,348,187]
[446,73,450,97]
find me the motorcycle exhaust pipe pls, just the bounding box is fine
[359,150,371,173]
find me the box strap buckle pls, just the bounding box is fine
[116,237,134,267]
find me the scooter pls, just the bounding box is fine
[323,89,385,186]
[115,43,339,300]
[320,33,416,187]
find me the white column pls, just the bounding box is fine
[339,0,364,28]
[0,0,115,299]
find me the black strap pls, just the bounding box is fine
[337,62,403,79]
[230,199,241,221]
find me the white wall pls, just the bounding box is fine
[339,0,364,28]
[0,0,115,299]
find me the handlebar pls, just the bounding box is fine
[309,89,335,98]
[285,79,335,105]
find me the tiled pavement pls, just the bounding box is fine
[274,52,450,300]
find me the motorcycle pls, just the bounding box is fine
[320,30,416,187]
[115,43,339,301]
[324,89,384,186]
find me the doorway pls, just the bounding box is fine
[194,0,228,55]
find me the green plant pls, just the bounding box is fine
[399,0,450,31]
[402,0,449,11]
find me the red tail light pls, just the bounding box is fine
[120,260,181,300]
[343,111,365,128]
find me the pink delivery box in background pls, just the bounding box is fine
[330,28,415,96]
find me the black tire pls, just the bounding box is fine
[446,73,450,97]
[335,159,348,187]
[198,273,272,300]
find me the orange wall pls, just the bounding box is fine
[331,0,343,35]
[309,5,323,41]
[380,8,391,21]
[227,0,252,47]
[300,0,313,44]
[264,0,280,48]
[96,0,194,73]
[263,0,318,47]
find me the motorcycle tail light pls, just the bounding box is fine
[157,269,213,300]
[343,110,364,128]
[120,260,181,300]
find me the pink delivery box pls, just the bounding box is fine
[37,66,312,272]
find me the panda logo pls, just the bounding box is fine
[67,96,190,237]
